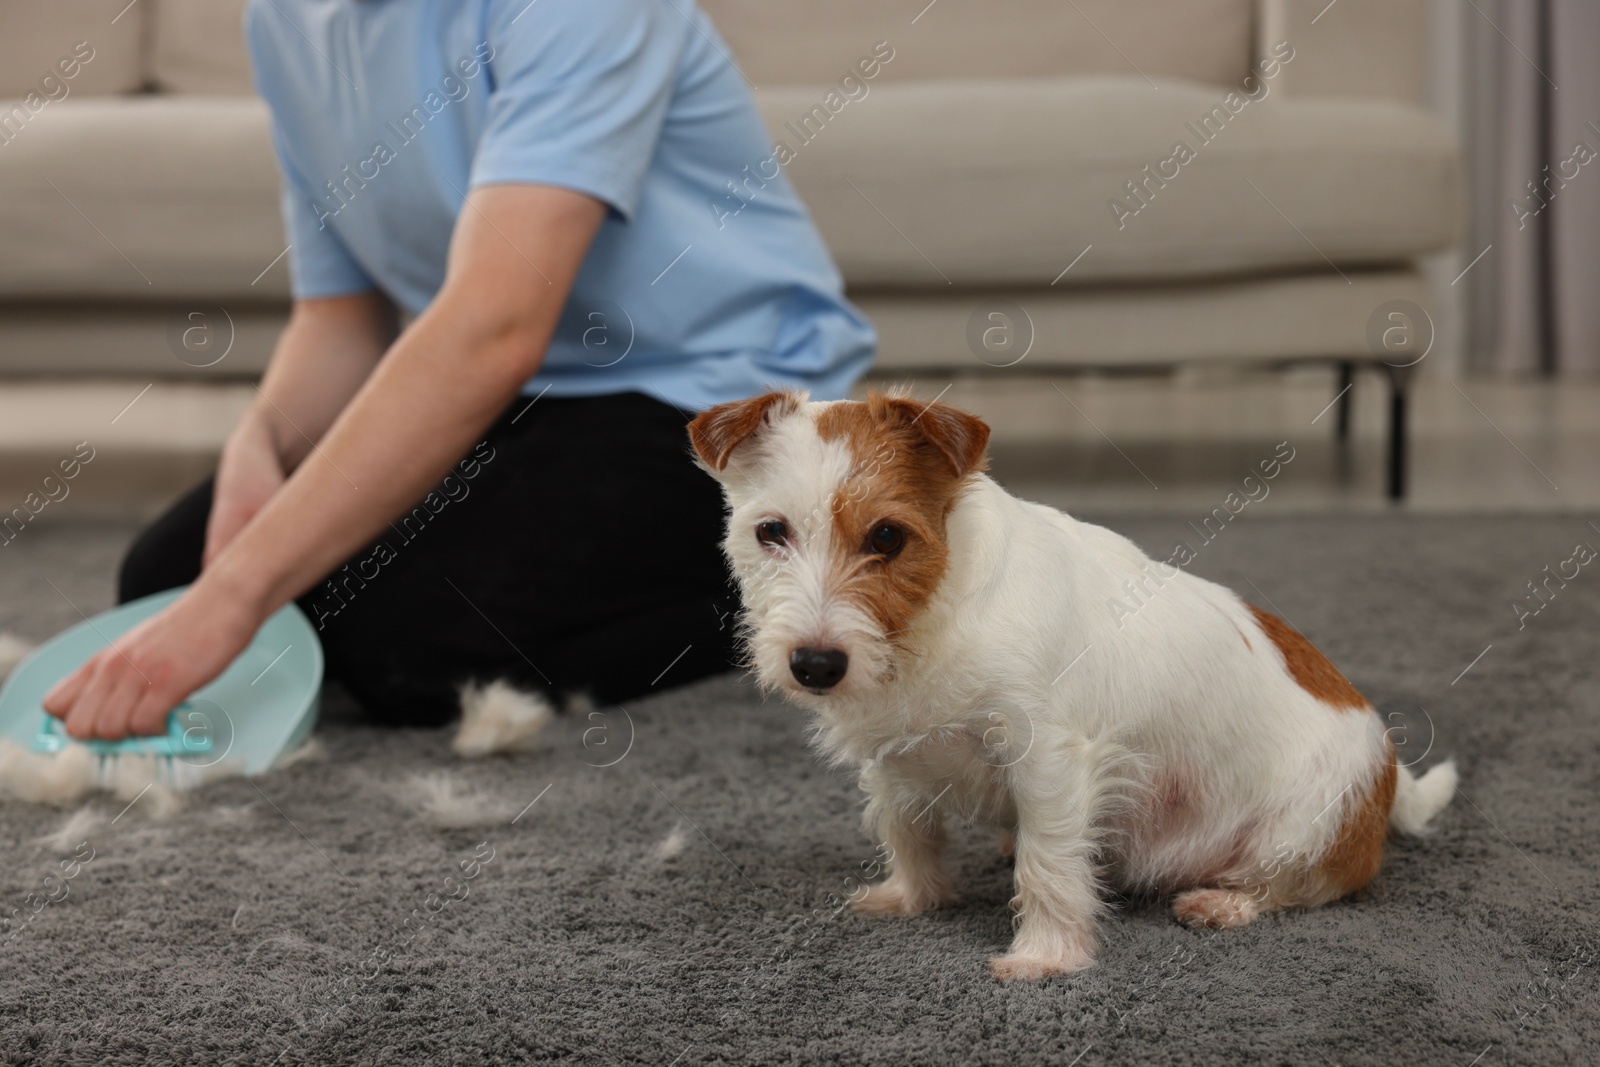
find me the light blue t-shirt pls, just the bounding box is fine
[245,0,875,411]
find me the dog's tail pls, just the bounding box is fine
[1389,759,1458,835]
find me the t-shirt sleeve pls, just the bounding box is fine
[469,0,691,220]
[269,119,377,301]
[245,0,374,300]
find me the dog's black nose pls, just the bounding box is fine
[790,647,848,690]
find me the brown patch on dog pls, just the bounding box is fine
[814,392,991,644]
[687,390,805,472]
[1313,748,1397,898]
[1135,768,1264,892]
[1153,767,1190,814]
[1246,604,1368,710]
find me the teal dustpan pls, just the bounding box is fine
[0,586,322,781]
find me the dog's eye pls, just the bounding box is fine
[867,523,905,557]
[756,519,788,547]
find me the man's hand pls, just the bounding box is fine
[43,185,603,738]
[41,576,263,740]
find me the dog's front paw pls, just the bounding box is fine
[850,875,955,916]
[987,948,1095,982]
[990,922,1098,981]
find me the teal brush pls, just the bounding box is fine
[31,702,219,791]
[0,587,322,796]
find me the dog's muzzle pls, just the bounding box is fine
[789,647,848,690]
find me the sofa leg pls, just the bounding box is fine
[1385,367,1409,501]
[1336,361,1354,442]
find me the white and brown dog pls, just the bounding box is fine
[688,390,1456,982]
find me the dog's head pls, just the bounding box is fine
[689,389,990,701]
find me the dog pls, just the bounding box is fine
[688,389,1457,982]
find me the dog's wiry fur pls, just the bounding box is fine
[690,390,1457,982]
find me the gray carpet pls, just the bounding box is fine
[2,514,1597,1066]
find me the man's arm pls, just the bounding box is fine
[254,292,401,471]
[46,184,606,739]
[204,292,398,566]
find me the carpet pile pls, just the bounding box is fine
[1,515,1595,1065]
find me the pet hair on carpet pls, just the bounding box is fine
[0,738,232,811]
[654,822,690,860]
[273,737,327,770]
[406,771,513,829]
[107,756,185,819]
[33,803,104,853]
[452,678,554,757]
[0,740,98,807]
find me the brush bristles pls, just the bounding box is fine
[93,753,213,793]
[0,738,246,810]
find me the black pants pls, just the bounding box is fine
[119,391,740,726]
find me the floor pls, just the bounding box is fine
[0,369,1591,525]
[2,374,1596,1064]
[2,514,1594,1065]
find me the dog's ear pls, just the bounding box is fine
[870,392,991,477]
[688,390,805,474]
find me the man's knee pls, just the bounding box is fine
[118,479,214,603]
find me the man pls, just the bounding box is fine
[44,0,873,737]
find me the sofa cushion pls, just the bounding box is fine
[0,0,147,99]
[0,80,1461,302]
[755,77,1462,287]
[856,268,1432,370]
[701,0,1253,87]
[150,0,256,94]
[142,0,1253,97]
[0,97,288,300]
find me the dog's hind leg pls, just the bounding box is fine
[852,772,957,916]
[1174,750,1401,929]
[1171,887,1264,929]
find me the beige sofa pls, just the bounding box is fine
[0,0,1459,496]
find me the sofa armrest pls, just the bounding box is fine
[1257,0,1430,103]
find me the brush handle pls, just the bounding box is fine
[32,703,214,757]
